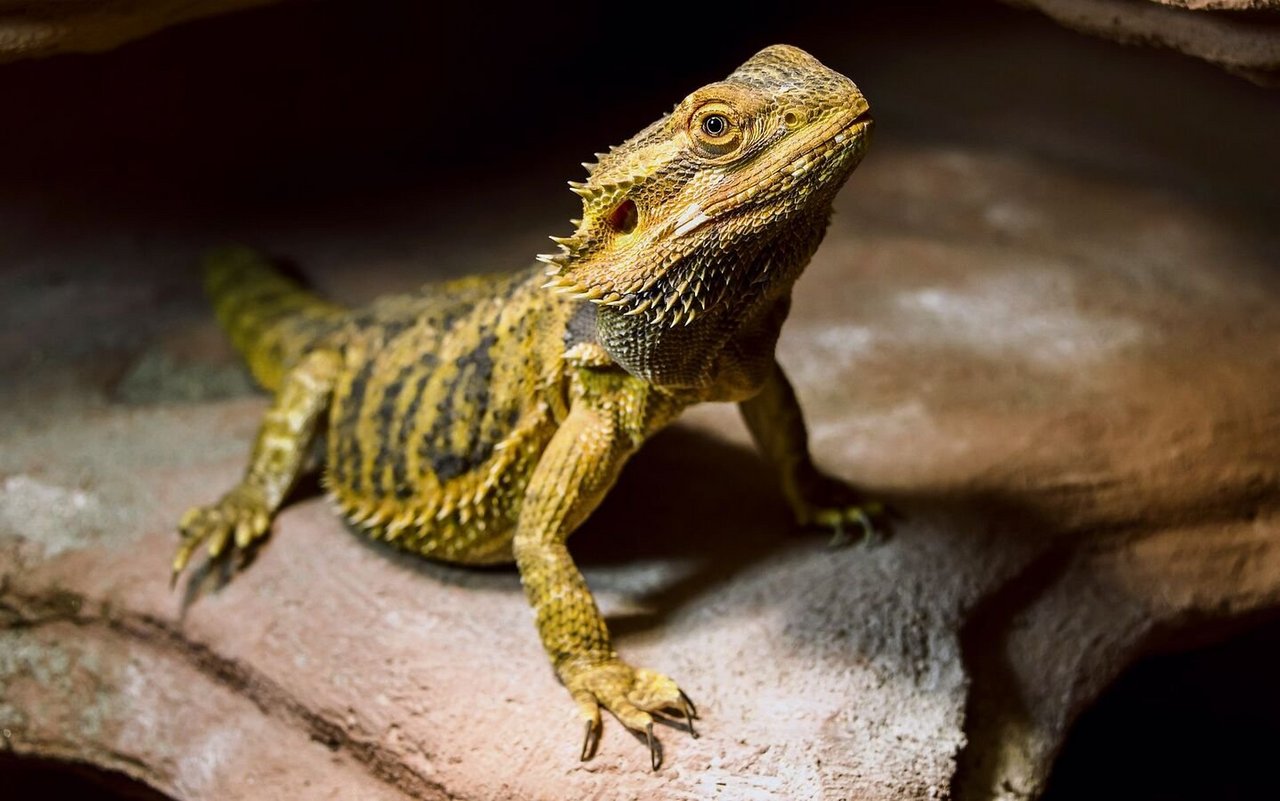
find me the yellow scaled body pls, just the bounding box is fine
[175,44,878,768]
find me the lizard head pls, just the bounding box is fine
[540,44,872,328]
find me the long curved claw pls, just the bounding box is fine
[679,689,698,720]
[171,538,199,589]
[680,685,701,737]
[581,717,601,762]
[682,702,698,740]
[853,507,877,545]
[646,722,660,771]
[827,517,849,548]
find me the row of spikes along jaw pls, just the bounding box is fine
[535,143,810,344]
[536,148,728,332]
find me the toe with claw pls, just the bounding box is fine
[563,658,698,771]
[791,472,890,547]
[172,484,272,584]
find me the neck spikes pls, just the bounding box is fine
[537,156,669,309]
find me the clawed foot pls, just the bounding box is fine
[172,484,272,585]
[791,472,891,547]
[561,658,698,770]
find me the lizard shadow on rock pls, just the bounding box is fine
[332,420,823,620]
[570,422,872,638]
[339,421,811,606]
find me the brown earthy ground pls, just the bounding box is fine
[1,3,1277,800]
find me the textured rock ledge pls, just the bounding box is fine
[1005,0,1280,84]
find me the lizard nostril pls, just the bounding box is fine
[607,199,639,234]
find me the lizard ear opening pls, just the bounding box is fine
[607,199,639,235]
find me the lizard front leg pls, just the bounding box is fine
[514,402,696,770]
[173,348,341,581]
[739,359,886,545]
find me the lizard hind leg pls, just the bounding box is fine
[173,348,342,583]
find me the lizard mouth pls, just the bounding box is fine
[780,110,872,183]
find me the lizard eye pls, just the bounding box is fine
[690,103,742,156]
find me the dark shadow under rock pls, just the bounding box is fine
[0,753,175,801]
[1042,616,1280,801]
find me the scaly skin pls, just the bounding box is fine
[173,44,877,769]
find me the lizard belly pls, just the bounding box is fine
[323,268,569,564]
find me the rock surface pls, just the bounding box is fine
[0,0,271,62]
[1,4,1278,800]
[1154,0,1278,8]
[1005,0,1280,85]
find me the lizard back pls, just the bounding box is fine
[323,266,578,563]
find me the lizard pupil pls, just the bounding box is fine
[702,115,727,137]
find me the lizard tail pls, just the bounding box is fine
[204,246,347,393]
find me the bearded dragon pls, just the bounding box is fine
[173,44,876,769]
